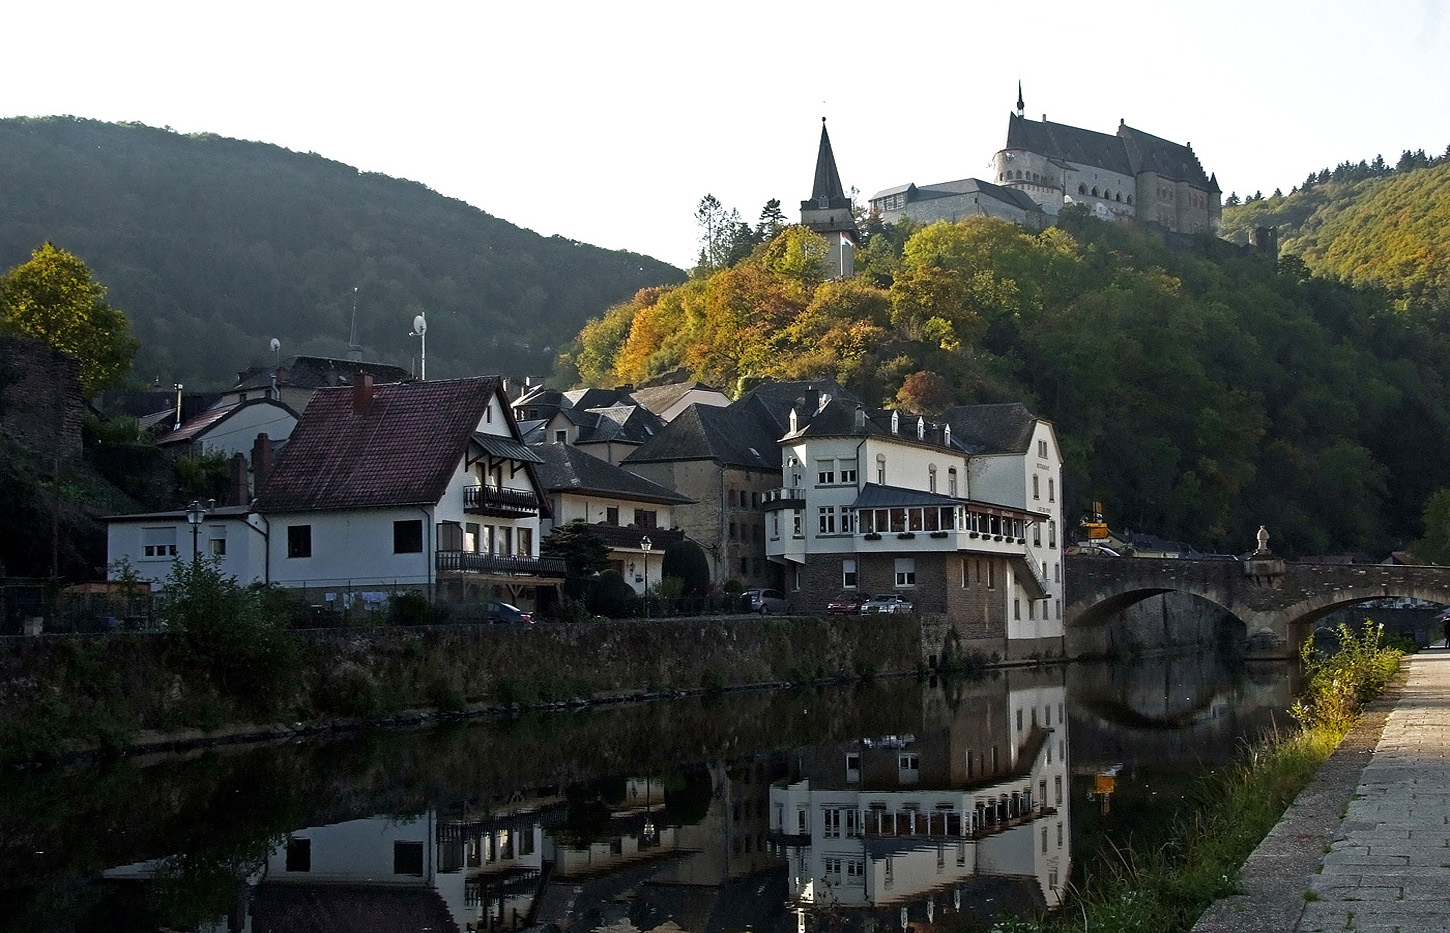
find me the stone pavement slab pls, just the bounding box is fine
[1194,652,1450,933]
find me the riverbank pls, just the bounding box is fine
[0,615,924,765]
[979,623,1403,933]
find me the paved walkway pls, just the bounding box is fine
[1194,651,1450,933]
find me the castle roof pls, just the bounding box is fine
[1003,114,1212,188]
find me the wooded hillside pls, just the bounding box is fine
[563,207,1450,559]
[0,117,684,388]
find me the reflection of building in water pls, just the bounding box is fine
[770,672,1070,926]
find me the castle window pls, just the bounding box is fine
[1078,183,1086,194]
[1127,195,1132,204]
[1091,187,1099,197]
[1115,192,1122,201]
[1016,170,1023,180]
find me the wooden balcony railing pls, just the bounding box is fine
[436,551,566,578]
[463,485,539,517]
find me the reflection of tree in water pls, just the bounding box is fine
[555,775,628,847]
[661,766,712,828]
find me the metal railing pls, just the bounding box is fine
[463,485,539,516]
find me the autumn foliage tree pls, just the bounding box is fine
[1,242,139,394]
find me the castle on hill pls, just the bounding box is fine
[866,86,1221,236]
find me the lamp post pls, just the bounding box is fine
[641,535,652,619]
[185,499,207,563]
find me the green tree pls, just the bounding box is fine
[661,539,710,596]
[1411,489,1450,565]
[541,519,612,597]
[0,242,140,395]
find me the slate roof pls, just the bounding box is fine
[248,883,461,933]
[533,444,692,504]
[939,402,1041,454]
[628,380,725,418]
[232,356,413,393]
[805,118,851,210]
[566,404,661,445]
[155,398,298,446]
[1006,113,1134,175]
[254,376,508,513]
[1003,114,1211,187]
[873,178,1041,215]
[625,380,862,470]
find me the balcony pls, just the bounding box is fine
[761,487,807,512]
[464,484,539,517]
[436,551,566,579]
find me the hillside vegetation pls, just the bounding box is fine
[1222,152,1450,310]
[0,117,684,388]
[563,207,1450,558]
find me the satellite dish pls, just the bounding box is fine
[411,314,427,336]
[269,337,280,353]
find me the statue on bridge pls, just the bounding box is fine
[1255,525,1271,556]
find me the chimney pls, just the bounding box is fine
[353,371,374,414]
[228,453,249,506]
[252,433,274,491]
[855,407,866,430]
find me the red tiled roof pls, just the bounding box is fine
[255,376,503,513]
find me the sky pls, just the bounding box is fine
[4,1,1449,270]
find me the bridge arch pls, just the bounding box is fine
[1065,556,1450,658]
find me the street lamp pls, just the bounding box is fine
[185,499,208,563]
[641,535,652,619]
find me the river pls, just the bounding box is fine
[0,652,1297,932]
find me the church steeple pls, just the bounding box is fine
[804,117,850,211]
[799,117,858,278]
[1016,81,1025,117]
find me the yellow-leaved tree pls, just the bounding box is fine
[1,242,139,395]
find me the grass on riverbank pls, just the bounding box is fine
[983,621,1402,933]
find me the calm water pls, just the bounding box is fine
[0,652,1295,932]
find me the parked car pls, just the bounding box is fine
[860,593,914,615]
[826,592,869,614]
[486,600,533,623]
[741,588,791,615]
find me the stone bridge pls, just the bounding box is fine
[1064,555,1450,658]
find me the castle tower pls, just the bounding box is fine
[800,118,858,278]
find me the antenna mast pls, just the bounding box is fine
[348,287,362,362]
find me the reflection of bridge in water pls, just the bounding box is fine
[1065,555,1450,657]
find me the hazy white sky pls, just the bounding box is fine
[5,1,1448,269]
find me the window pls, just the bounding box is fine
[961,558,969,588]
[1055,775,1063,805]
[729,521,737,541]
[393,519,423,554]
[846,751,861,782]
[899,754,920,784]
[208,525,227,556]
[1033,475,1040,499]
[818,506,836,534]
[840,460,858,484]
[1033,524,1041,546]
[1049,520,1057,548]
[287,524,312,559]
[286,837,311,872]
[841,508,855,534]
[465,522,480,552]
[928,464,937,493]
[948,468,958,497]
[1049,478,1055,501]
[792,512,802,537]
[1014,598,1021,620]
[876,454,886,484]
[394,841,424,876]
[554,429,567,444]
[1028,600,1035,620]
[518,527,533,557]
[604,506,619,526]
[141,526,178,558]
[987,562,995,588]
[894,557,916,587]
[823,808,841,838]
[633,509,657,528]
[842,559,857,588]
[817,459,835,485]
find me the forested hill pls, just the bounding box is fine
[1221,154,1450,311]
[0,117,684,388]
[565,214,1450,559]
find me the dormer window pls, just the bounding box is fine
[891,411,900,434]
[917,417,925,440]
[789,408,798,432]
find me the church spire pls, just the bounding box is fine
[1016,81,1025,117]
[808,117,848,207]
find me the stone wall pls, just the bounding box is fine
[0,335,84,461]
